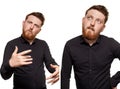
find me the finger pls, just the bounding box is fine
[50,64,58,68]
[47,76,59,85]
[19,49,32,56]
[13,46,18,54]
[51,77,59,85]
[50,64,59,72]
[47,67,59,79]
[22,61,33,65]
[19,56,33,62]
[24,58,33,62]
[46,70,59,80]
[47,73,59,79]
[18,55,32,59]
[46,64,59,80]
[21,58,33,63]
[46,72,58,80]
[17,58,33,66]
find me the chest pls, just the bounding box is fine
[69,44,113,69]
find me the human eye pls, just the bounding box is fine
[34,24,40,28]
[27,21,32,24]
[96,19,102,24]
[86,16,92,21]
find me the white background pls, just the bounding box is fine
[0,0,120,89]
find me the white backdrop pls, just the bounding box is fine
[0,0,120,89]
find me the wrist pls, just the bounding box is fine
[9,59,14,68]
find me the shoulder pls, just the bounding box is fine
[100,35,118,43]
[65,35,82,46]
[6,37,21,45]
[100,35,120,47]
[35,38,47,44]
[35,38,49,46]
[4,37,21,50]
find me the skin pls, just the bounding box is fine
[82,9,117,89]
[22,15,42,44]
[82,9,105,46]
[9,15,59,85]
[113,87,117,89]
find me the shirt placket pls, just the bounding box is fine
[88,46,94,89]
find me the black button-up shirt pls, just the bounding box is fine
[61,35,120,89]
[1,36,57,89]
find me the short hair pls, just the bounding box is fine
[85,5,109,23]
[25,12,45,26]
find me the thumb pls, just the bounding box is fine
[50,64,58,69]
[13,46,18,54]
[50,64,55,68]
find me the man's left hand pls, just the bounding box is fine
[46,64,59,85]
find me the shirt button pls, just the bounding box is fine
[89,69,92,72]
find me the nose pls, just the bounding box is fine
[90,20,95,26]
[30,24,34,29]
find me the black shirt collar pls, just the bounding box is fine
[80,35,102,45]
[20,35,37,45]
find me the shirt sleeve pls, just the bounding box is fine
[111,72,120,87]
[0,42,15,80]
[61,42,73,89]
[43,41,58,73]
[110,38,120,87]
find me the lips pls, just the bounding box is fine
[87,27,94,31]
[26,30,32,33]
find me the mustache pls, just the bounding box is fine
[26,29,32,32]
[87,27,94,31]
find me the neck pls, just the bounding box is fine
[28,40,34,45]
[22,35,34,45]
[84,38,97,46]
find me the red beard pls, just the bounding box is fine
[82,28,98,40]
[22,30,35,40]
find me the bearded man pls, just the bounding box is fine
[1,12,59,89]
[61,5,119,89]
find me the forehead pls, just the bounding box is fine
[86,9,105,20]
[26,15,42,25]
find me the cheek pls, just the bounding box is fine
[83,21,90,28]
[94,26,103,33]
[23,25,30,31]
[33,29,40,35]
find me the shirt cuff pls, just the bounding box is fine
[5,61,14,71]
[111,77,119,87]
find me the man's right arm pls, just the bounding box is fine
[1,45,32,80]
[0,43,15,80]
[61,43,73,89]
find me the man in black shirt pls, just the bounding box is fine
[1,12,59,89]
[61,5,119,89]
